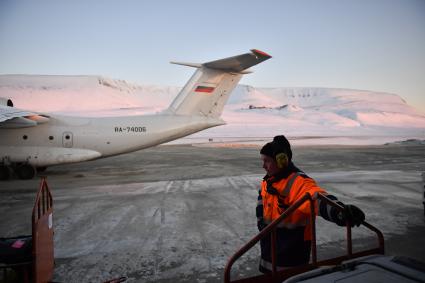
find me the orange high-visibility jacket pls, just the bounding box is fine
[260,172,326,241]
[257,166,346,272]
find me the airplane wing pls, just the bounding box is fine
[0,105,50,129]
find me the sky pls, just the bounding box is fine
[1,0,424,112]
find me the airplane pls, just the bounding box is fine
[0,49,271,180]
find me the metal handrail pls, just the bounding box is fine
[32,176,54,283]
[224,192,385,283]
[32,177,53,223]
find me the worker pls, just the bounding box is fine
[256,135,365,273]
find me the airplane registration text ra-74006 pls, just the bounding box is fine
[114,126,147,133]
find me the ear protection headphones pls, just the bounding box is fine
[275,152,288,169]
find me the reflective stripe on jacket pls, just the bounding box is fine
[260,172,326,241]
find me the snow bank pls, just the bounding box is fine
[1,74,424,144]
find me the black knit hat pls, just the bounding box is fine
[260,135,292,160]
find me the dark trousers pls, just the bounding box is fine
[259,227,311,273]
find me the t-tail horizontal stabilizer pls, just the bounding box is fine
[203,49,272,73]
[168,49,271,118]
[171,49,272,74]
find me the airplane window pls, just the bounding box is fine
[65,135,70,140]
[23,135,28,140]
[49,136,54,140]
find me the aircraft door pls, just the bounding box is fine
[62,132,73,148]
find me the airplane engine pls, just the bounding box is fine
[0,97,14,107]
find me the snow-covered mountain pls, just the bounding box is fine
[0,75,179,114]
[1,75,424,144]
[225,85,425,134]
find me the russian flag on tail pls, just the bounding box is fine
[195,86,215,93]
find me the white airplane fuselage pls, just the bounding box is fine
[0,114,223,167]
[0,49,271,179]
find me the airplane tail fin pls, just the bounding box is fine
[167,49,271,118]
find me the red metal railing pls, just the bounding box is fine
[224,192,385,283]
[0,177,54,283]
[32,177,54,283]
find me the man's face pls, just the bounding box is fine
[261,154,280,176]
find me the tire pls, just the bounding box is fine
[16,164,36,180]
[36,166,47,173]
[0,165,10,180]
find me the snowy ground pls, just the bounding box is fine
[0,143,424,283]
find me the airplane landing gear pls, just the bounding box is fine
[0,162,38,180]
[15,164,36,180]
[36,166,47,173]
[0,165,11,180]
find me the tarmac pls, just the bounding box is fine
[0,143,424,282]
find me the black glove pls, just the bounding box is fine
[335,204,365,227]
